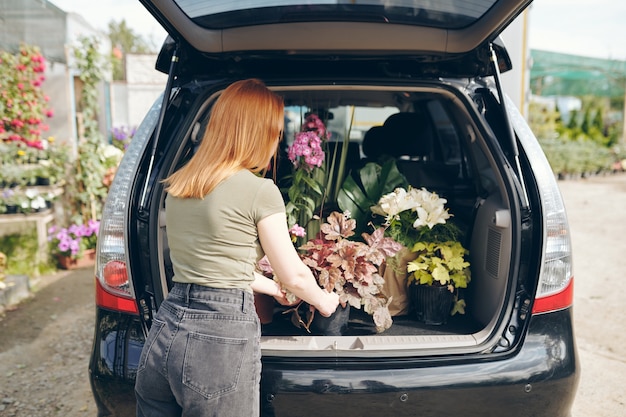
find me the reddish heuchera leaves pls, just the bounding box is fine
[258,211,403,333]
[300,212,402,332]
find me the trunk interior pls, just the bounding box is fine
[157,83,514,355]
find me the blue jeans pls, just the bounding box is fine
[135,283,261,417]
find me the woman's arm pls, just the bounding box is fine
[250,271,295,306]
[258,212,339,317]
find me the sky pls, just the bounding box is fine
[50,0,626,61]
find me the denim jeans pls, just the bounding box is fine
[135,283,261,417]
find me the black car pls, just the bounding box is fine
[89,1,579,415]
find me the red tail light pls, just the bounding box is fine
[103,260,128,287]
[95,278,139,314]
[532,277,574,315]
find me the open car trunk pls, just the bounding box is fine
[154,81,519,357]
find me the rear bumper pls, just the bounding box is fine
[89,308,579,417]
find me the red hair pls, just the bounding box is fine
[164,79,284,198]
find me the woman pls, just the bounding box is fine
[134,79,339,417]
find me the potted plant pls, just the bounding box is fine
[48,219,100,269]
[110,125,137,152]
[371,186,471,324]
[261,211,403,335]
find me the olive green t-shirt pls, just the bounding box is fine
[165,169,285,291]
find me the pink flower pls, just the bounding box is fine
[302,114,330,139]
[25,140,44,150]
[287,131,325,171]
[289,224,306,238]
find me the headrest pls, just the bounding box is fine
[362,126,385,159]
[383,112,434,158]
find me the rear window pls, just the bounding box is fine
[176,0,498,30]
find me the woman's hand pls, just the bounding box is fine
[273,289,300,306]
[314,291,340,317]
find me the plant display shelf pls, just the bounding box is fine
[0,208,55,265]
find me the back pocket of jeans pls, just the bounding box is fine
[182,331,248,400]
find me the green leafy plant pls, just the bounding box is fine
[0,229,55,276]
[337,159,407,237]
[407,241,470,315]
[65,36,110,224]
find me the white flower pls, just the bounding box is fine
[25,188,38,199]
[373,186,451,230]
[411,188,450,229]
[102,144,124,160]
[30,196,47,210]
[371,187,420,223]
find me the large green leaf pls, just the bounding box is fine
[337,160,406,235]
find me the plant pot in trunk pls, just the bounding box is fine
[381,247,418,316]
[409,283,454,325]
[254,293,276,325]
[310,304,350,336]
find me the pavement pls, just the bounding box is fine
[0,267,86,315]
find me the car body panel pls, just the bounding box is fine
[89,307,578,417]
[141,0,530,55]
[142,0,528,77]
[88,1,579,415]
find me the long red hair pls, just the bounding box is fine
[164,79,284,198]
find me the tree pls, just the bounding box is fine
[107,19,155,81]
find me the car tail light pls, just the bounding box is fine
[507,103,574,315]
[532,180,574,314]
[530,149,574,314]
[95,99,161,313]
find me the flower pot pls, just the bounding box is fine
[381,247,418,316]
[254,293,276,325]
[310,304,350,336]
[57,249,96,270]
[409,283,454,325]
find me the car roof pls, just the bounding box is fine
[140,0,531,56]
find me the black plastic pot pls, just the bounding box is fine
[310,304,350,336]
[410,283,454,325]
